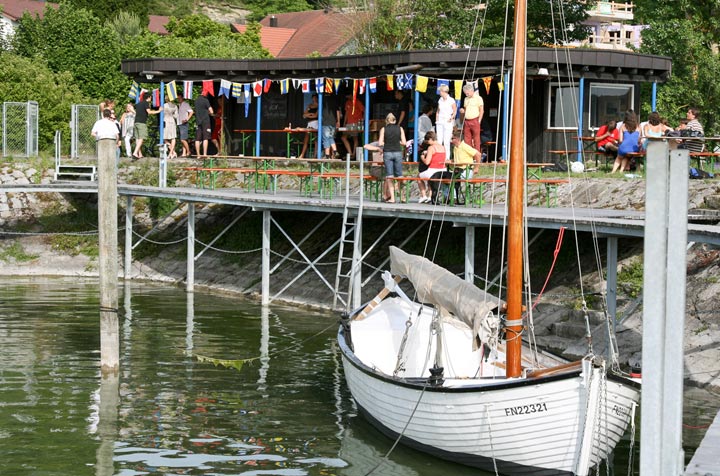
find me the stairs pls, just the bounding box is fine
[54,165,97,182]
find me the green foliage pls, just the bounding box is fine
[0,53,87,153]
[48,234,99,258]
[635,0,720,134]
[618,258,643,299]
[12,4,128,101]
[123,17,270,60]
[65,0,149,24]
[0,242,39,262]
[242,0,312,22]
[108,11,145,45]
[351,0,591,52]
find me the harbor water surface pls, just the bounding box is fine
[0,277,716,475]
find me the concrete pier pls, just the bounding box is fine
[685,410,720,475]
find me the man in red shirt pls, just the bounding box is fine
[340,95,364,159]
[596,120,619,155]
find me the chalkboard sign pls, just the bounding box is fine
[261,95,287,121]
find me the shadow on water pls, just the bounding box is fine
[0,277,717,476]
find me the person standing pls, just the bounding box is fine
[321,94,341,159]
[92,109,120,149]
[163,99,179,158]
[120,103,135,158]
[194,88,214,158]
[394,90,410,129]
[132,93,160,159]
[378,113,406,203]
[177,93,194,157]
[459,84,483,150]
[298,94,319,158]
[436,85,456,160]
[341,95,364,158]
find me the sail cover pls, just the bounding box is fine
[389,246,504,350]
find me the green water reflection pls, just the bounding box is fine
[0,277,716,475]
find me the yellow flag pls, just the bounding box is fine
[483,76,493,94]
[415,75,428,93]
[386,75,394,91]
[454,80,463,100]
[497,79,504,91]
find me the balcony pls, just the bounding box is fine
[586,1,634,22]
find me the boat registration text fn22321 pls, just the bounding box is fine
[504,402,548,416]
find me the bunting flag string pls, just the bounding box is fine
[292,79,301,90]
[128,81,140,100]
[280,79,289,94]
[301,80,310,93]
[253,81,263,97]
[243,84,251,117]
[166,80,178,101]
[386,74,394,91]
[315,78,325,93]
[436,79,449,95]
[415,75,428,93]
[152,89,161,107]
[482,76,492,94]
[231,82,243,98]
[453,80,463,100]
[358,79,366,95]
[263,79,272,93]
[325,77,334,94]
[369,77,377,93]
[352,79,358,114]
[183,81,194,99]
[497,79,504,91]
[219,79,231,99]
[334,78,342,93]
[201,80,214,96]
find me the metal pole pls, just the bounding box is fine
[364,82,370,161]
[577,77,585,163]
[159,81,167,187]
[262,209,271,305]
[97,138,119,375]
[413,89,420,162]
[640,141,688,475]
[465,226,475,283]
[651,82,657,112]
[124,196,133,280]
[606,236,618,325]
[256,93,262,156]
[186,202,195,293]
[502,72,510,162]
[317,92,324,159]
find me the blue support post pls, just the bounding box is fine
[577,77,585,163]
[317,92,324,159]
[255,93,262,156]
[652,82,657,112]
[502,72,509,162]
[413,89,420,162]
[159,81,166,187]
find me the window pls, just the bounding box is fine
[547,83,579,130]
[588,84,633,130]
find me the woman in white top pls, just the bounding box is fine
[435,84,456,160]
[163,100,179,158]
[119,103,135,158]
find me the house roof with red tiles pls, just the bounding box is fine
[231,23,297,57]
[255,10,356,58]
[0,0,57,21]
[148,14,169,35]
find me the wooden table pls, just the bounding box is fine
[233,128,318,158]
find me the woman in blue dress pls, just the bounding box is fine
[612,114,641,173]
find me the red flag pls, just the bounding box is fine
[263,79,272,93]
[301,80,310,93]
[352,80,358,114]
[483,76,492,94]
[253,81,263,97]
[202,80,214,96]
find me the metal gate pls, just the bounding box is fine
[71,104,99,159]
[2,101,39,157]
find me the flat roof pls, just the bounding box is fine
[121,47,672,84]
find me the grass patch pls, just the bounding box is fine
[0,242,39,262]
[618,258,644,298]
[48,234,98,258]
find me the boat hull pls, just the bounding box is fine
[339,328,640,476]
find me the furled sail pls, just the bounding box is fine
[389,246,503,349]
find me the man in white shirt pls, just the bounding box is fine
[92,108,120,141]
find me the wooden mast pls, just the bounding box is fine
[506,0,527,378]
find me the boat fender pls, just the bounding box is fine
[629,364,642,379]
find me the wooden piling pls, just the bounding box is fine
[97,138,119,374]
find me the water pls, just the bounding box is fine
[0,277,717,475]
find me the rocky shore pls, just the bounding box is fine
[1,160,719,389]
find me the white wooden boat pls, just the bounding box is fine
[338,0,640,471]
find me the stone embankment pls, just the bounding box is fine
[0,161,719,388]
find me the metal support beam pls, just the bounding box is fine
[124,196,133,280]
[186,202,195,293]
[640,141,688,476]
[465,226,475,283]
[262,209,270,305]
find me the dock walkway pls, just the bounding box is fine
[686,410,720,475]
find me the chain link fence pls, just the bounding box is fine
[2,101,39,158]
[71,104,99,159]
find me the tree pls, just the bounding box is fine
[65,0,148,24]
[0,53,87,152]
[634,0,720,134]
[348,0,591,52]
[242,0,312,22]
[108,11,144,45]
[12,4,128,102]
